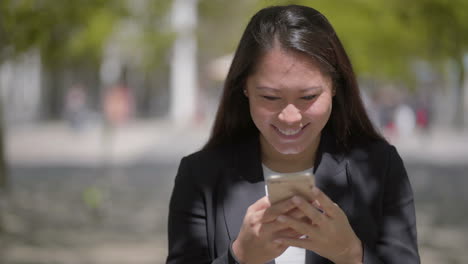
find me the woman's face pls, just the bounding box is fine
[245,45,334,156]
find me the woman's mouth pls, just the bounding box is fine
[277,127,302,135]
[273,123,309,139]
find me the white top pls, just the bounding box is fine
[262,164,313,264]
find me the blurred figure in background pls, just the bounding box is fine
[395,103,416,138]
[414,93,432,132]
[103,82,134,127]
[64,83,89,131]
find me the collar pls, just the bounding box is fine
[228,132,346,181]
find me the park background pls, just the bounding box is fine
[1,0,468,263]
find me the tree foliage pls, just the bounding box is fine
[117,0,175,71]
[198,0,254,61]
[0,0,127,67]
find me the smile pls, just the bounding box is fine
[273,123,309,137]
[277,127,302,136]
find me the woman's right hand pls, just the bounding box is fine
[232,196,303,264]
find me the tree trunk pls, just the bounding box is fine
[0,102,7,195]
[453,56,466,129]
[41,66,63,120]
[0,99,9,262]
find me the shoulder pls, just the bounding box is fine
[345,140,412,204]
[347,139,399,165]
[183,143,234,168]
[174,143,237,185]
[346,138,410,190]
[182,136,260,170]
[346,139,406,183]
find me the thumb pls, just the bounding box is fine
[249,196,271,212]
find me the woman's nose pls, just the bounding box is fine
[278,104,302,124]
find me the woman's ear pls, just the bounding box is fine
[332,87,336,96]
[243,89,249,97]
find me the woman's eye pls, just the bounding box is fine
[301,95,317,100]
[262,95,280,101]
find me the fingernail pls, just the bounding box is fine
[292,196,301,205]
[273,239,283,244]
[277,215,287,223]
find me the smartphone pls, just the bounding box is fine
[266,172,315,204]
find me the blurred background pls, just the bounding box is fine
[1,0,467,263]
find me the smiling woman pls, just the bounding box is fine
[167,4,420,264]
[245,45,334,165]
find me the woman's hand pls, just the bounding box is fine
[275,187,363,264]
[232,196,304,264]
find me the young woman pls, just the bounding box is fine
[167,5,420,264]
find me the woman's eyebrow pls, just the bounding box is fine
[299,86,322,92]
[256,86,279,92]
[256,86,322,92]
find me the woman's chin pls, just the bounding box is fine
[273,145,304,155]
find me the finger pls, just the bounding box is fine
[249,208,303,232]
[250,208,267,225]
[292,196,327,226]
[275,228,304,239]
[261,218,290,234]
[247,196,271,213]
[275,237,314,250]
[276,215,317,237]
[311,187,338,218]
[286,208,305,220]
[262,198,297,222]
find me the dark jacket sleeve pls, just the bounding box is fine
[166,157,239,264]
[363,146,420,264]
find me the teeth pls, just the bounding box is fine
[277,127,301,136]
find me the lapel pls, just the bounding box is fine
[222,136,265,241]
[221,136,274,263]
[221,133,354,264]
[312,133,352,214]
[306,134,354,263]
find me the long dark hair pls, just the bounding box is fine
[204,5,383,151]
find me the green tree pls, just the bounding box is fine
[1,0,128,122]
[0,0,127,251]
[198,0,254,59]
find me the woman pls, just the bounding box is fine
[167,5,420,264]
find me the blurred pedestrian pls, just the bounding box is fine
[103,83,134,126]
[65,83,88,131]
[167,5,420,264]
[395,103,416,138]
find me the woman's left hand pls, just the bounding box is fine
[276,187,363,264]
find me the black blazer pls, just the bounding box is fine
[166,134,420,264]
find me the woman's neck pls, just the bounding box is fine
[260,135,320,173]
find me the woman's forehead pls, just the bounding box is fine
[248,46,332,88]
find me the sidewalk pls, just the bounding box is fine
[391,128,468,165]
[6,119,211,166]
